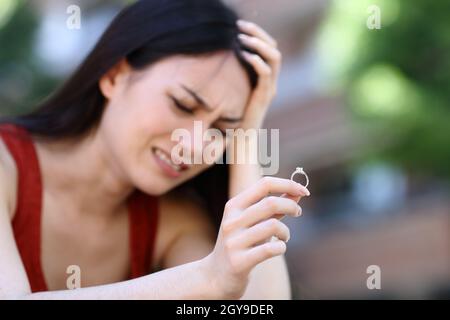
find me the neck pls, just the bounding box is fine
[34,131,135,217]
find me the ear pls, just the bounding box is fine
[99,59,132,99]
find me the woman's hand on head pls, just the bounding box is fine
[237,20,282,130]
[201,176,309,299]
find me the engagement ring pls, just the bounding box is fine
[290,167,309,188]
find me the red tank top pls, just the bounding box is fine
[0,124,159,293]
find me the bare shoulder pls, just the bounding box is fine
[0,137,17,220]
[153,189,217,269]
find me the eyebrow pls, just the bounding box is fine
[180,84,243,123]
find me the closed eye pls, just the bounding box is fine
[169,96,194,115]
[169,95,229,136]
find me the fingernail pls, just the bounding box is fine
[296,206,302,217]
[295,183,305,195]
[297,183,310,196]
[237,19,247,27]
[238,34,247,42]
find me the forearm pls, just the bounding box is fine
[21,258,220,300]
[228,134,262,197]
[240,255,291,300]
[228,135,291,299]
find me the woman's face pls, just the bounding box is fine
[99,51,252,195]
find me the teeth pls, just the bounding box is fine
[154,148,182,172]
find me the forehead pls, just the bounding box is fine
[158,52,251,116]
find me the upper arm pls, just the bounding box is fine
[159,193,217,269]
[0,141,31,299]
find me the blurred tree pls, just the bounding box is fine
[0,0,59,115]
[0,0,130,117]
[319,0,450,178]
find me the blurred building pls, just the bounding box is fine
[233,0,450,299]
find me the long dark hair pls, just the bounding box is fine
[1,0,258,231]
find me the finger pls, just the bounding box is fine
[242,240,287,271]
[238,34,281,75]
[241,50,276,98]
[233,218,290,248]
[240,196,301,227]
[273,193,303,220]
[237,20,277,48]
[241,50,272,80]
[231,176,309,209]
[283,193,303,204]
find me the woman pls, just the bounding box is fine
[0,0,309,299]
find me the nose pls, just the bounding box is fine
[178,120,211,165]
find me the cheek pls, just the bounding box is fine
[132,95,184,136]
[101,105,154,170]
[103,98,174,160]
[118,99,170,144]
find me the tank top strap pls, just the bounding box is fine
[127,190,159,278]
[0,123,160,291]
[0,123,47,292]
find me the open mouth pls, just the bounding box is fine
[152,147,188,176]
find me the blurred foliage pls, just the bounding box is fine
[319,0,450,178]
[0,0,59,115]
[0,0,129,116]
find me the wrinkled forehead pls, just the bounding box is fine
[165,52,251,117]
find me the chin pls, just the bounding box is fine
[134,177,170,196]
[132,169,183,196]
